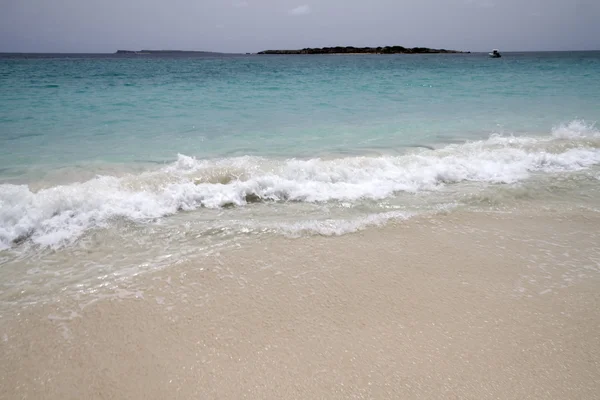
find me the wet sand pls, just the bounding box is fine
[1,211,600,399]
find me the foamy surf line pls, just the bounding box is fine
[226,209,416,238]
[1,120,599,250]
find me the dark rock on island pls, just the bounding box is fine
[258,46,468,55]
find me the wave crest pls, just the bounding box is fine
[2,125,600,249]
[552,119,599,139]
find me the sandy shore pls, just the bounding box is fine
[1,211,600,399]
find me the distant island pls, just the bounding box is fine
[115,50,222,55]
[113,47,469,56]
[258,46,468,55]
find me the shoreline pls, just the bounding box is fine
[2,210,599,399]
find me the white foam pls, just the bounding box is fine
[552,119,599,139]
[274,211,413,237]
[2,123,600,249]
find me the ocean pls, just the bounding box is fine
[1,51,600,309]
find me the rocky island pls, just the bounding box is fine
[258,46,468,55]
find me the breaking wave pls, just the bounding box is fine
[1,121,600,249]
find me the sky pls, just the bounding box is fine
[0,0,599,53]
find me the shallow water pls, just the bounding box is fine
[1,52,600,308]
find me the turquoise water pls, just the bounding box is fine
[1,52,600,305]
[2,52,599,176]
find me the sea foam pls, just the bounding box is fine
[552,119,599,139]
[1,122,600,250]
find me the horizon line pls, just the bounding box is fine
[1,49,599,55]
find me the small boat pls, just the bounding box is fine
[489,49,501,58]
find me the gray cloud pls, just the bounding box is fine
[289,5,311,15]
[463,0,495,8]
[0,0,598,53]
